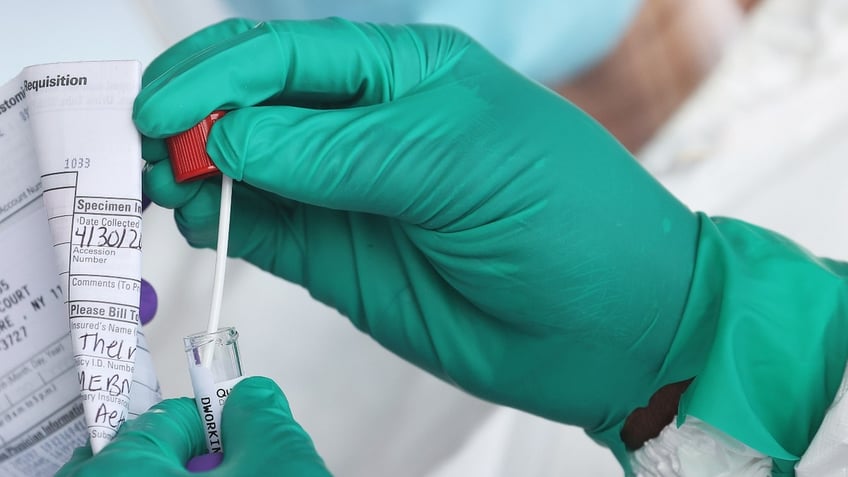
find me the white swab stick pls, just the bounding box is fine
[207,175,233,335]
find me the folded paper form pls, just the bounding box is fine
[0,60,160,477]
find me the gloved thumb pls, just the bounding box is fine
[218,377,331,476]
[56,398,207,476]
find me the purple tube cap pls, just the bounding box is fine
[139,279,157,326]
[186,453,223,472]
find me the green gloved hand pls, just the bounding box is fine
[135,18,848,474]
[56,377,330,476]
[135,16,700,447]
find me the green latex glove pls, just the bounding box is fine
[135,18,848,474]
[56,377,331,476]
[135,17,701,451]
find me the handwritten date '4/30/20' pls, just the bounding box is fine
[74,225,141,249]
[65,157,91,169]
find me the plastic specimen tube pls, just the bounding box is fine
[184,327,245,455]
[170,112,237,472]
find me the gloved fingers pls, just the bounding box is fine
[56,398,206,476]
[173,181,306,277]
[54,445,93,476]
[205,103,482,225]
[218,377,331,476]
[139,18,246,175]
[174,179,238,252]
[142,160,203,209]
[102,397,206,463]
[142,18,258,87]
[134,19,470,138]
[141,134,169,164]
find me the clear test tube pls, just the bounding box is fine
[184,327,245,457]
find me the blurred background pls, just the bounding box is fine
[2,0,847,475]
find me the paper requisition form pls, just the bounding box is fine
[0,61,160,477]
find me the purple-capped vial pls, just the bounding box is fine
[186,452,224,472]
[139,279,157,325]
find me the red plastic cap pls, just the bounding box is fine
[166,110,227,183]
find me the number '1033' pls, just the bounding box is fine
[65,157,91,169]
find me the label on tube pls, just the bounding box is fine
[188,366,244,454]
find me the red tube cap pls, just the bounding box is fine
[166,110,227,183]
